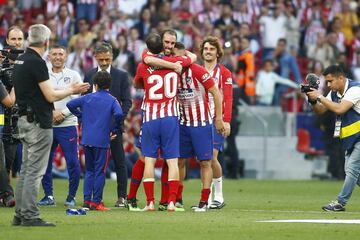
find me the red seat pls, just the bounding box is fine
[297,128,325,156]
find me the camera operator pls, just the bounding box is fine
[0,26,24,207]
[0,76,15,207]
[305,65,360,212]
[2,26,24,191]
[11,24,89,227]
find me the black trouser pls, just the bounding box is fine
[4,142,18,174]
[225,87,241,178]
[0,141,13,195]
[110,133,127,199]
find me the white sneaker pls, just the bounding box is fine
[209,200,225,209]
[167,201,185,212]
[192,201,208,212]
[142,201,155,211]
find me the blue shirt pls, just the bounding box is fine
[67,90,123,148]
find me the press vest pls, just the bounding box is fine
[0,103,4,139]
[331,80,360,151]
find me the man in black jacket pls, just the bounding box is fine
[83,42,132,207]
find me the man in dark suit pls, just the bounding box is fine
[83,42,132,207]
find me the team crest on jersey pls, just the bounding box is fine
[185,76,192,84]
[202,73,210,81]
[225,77,232,84]
[64,77,71,84]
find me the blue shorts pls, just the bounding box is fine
[180,124,213,161]
[213,125,225,152]
[141,117,179,159]
[135,110,144,149]
[135,131,142,149]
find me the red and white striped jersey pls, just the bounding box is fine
[178,64,215,126]
[134,62,187,123]
[207,63,233,123]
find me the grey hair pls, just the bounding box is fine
[28,24,51,47]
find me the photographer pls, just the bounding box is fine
[306,65,360,212]
[11,24,89,227]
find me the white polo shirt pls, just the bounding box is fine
[49,66,82,127]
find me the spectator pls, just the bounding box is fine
[195,0,220,25]
[256,59,298,106]
[272,38,302,105]
[112,33,136,77]
[151,0,171,26]
[258,4,287,60]
[127,27,146,63]
[55,3,75,47]
[328,17,346,53]
[307,31,336,68]
[214,2,240,40]
[76,0,98,24]
[66,37,94,78]
[46,0,74,19]
[284,2,301,53]
[238,22,260,55]
[68,18,96,52]
[133,8,152,41]
[335,0,359,46]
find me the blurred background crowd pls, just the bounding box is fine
[2,0,359,180]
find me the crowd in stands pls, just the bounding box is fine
[1,0,359,178]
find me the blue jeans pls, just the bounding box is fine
[76,3,97,22]
[337,141,360,205]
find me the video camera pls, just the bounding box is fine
[0,47,24,91]
[300,73,320,93]
[0,47,24,143]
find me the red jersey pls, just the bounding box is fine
[178,64,215,126]
[135,51,191,122]
[208,64,233,122]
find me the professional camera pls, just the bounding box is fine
[0,47,24,143]
[0,47,23,91]
[300,73,320,93]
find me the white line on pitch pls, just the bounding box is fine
[239,209,360,215]
[257,219,360,224]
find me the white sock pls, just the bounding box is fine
[208,182,213,204]
[213,177,223,203]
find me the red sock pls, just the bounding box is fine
[176,183,183,201]
[201,188,211,203]
[168,180,179,204]
[143,181,154,205]
[127,159,145,199]
[160,163,169,204]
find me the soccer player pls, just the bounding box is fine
[134,33,193,212]
[173,42,225,211]
[126,29,188,211]
[200,36,233,209]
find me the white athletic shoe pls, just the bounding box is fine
[142,201,155,211]
[192,201,208,212]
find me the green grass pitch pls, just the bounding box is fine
[2,179,360,240]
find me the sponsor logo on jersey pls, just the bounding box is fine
[225,77,232,84]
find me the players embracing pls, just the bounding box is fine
[132,31,232,211]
